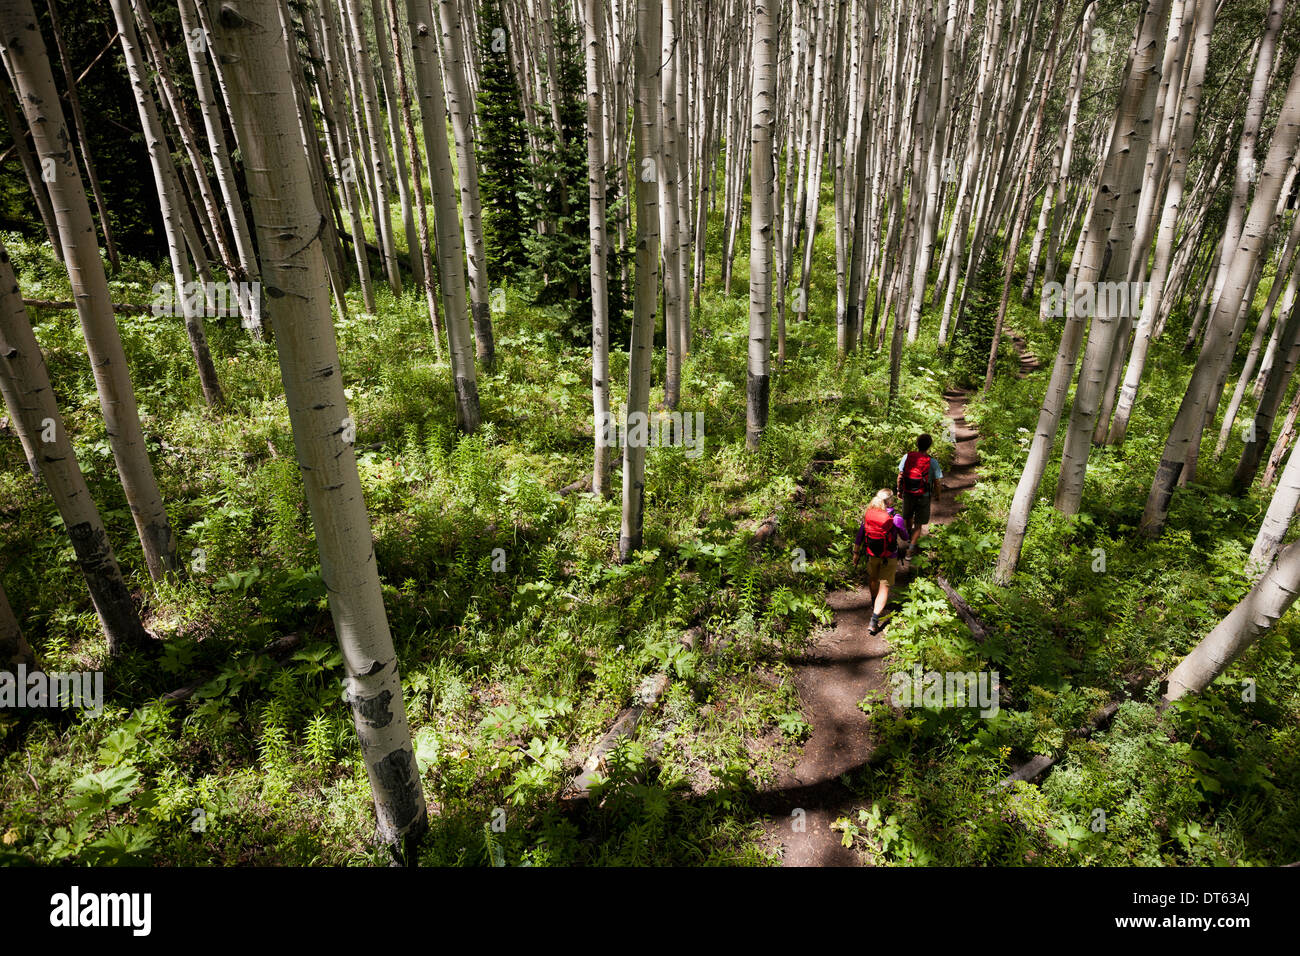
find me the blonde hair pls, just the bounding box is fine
[868,489,894,511]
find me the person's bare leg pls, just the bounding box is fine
[873,581,889,616]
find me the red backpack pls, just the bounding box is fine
[901,451,933,497]
[862,507,897,558]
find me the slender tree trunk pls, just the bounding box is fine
[620,0,661,560]
[1141,51,1300,537]
[996,0,1171,581]
[585,0,610,496]
[209,0,427,860]
[385,0,442,360]
[1053,0,1170,514]
[1,0,179,581]
[660,0,682,408]
[406,0,482,431]
[370,0,422,289]
[1164,535,1300,702]
[1261,386,1300,489]
[110,0,226,410]
[177,0,263,336]
[437,0,496,368]
[0,239,148,654]
[0,574,35,671]
[746,0,775,451]
[45,0,118,272]
[1108,0,1216,444]
[0,72,61,261]
[343,0,403,294]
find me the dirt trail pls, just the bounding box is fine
[760,336,1041,866]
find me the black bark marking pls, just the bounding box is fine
[348,687,394,728]
[372,746,425,836]
[217,4,248,29]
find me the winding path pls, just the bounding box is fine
[760,337,1041,866]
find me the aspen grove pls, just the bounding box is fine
[0,0,1298,868]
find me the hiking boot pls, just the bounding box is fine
[869,614,880,635]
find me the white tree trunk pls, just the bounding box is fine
[406,0,482,431]
[746,0,775,451]
[1164,536,1300,702]
[1,0,178,581]
[0,239,147,653]
[620,0,661,560]
[209,0,427,858]
[437,0,496,368]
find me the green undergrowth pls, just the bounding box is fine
[833,290,1300,865]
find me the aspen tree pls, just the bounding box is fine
[406,0,483,431]
[997,0,1172,581]
[0,575,34,671]
[1053,0,1170,514]
[177,0,263,336]
[0,0,179,581]
[620,0,660,560]
[207,0,428,858]
[0,239,148,654]
[436,0,497,368]
[370,0,422,289]
[342,0,403,294]
[1107,0,1216,444]
[110,0,226,410]
[1141,51,1300,537]
[1164,536,1300,702]
[585,0,611,496]
[44,0,118,273]
[746,0,775,452]
[0,76,61,261]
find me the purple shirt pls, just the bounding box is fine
[855,508,910,559]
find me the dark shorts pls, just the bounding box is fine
[901,493,930,525]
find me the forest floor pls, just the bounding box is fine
[760,336,1042,865]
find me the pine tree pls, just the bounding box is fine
[949,237,1004,387]
[519,8,625,342]
[523,11,588,313]
[475,1,529,278]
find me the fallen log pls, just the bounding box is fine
[936,574,988,643]
[560,623,703,803]
[997,675,1149,788]
[23,298,154,315]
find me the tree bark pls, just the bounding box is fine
[436,0,496,368]
[746,0,775,452]
[620,0,661,561]
[1,0,179,582]
[0,238,148,653]
[1164,535,1300,702]
[406,0,482,432]
[1141,50,1300,537]
[585,0,611,497]
[208,0,428,859]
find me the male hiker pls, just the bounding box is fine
[852,489,910,635]
[897,433,942,563]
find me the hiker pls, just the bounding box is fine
[852,489,910,635]
[897,433,942,563]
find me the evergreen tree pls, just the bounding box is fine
[949,237,1004,386]
[522,10,626,342]
[475,1,529,278]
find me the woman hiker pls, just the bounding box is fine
[897,432,943,565]
[852,489,910,635]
